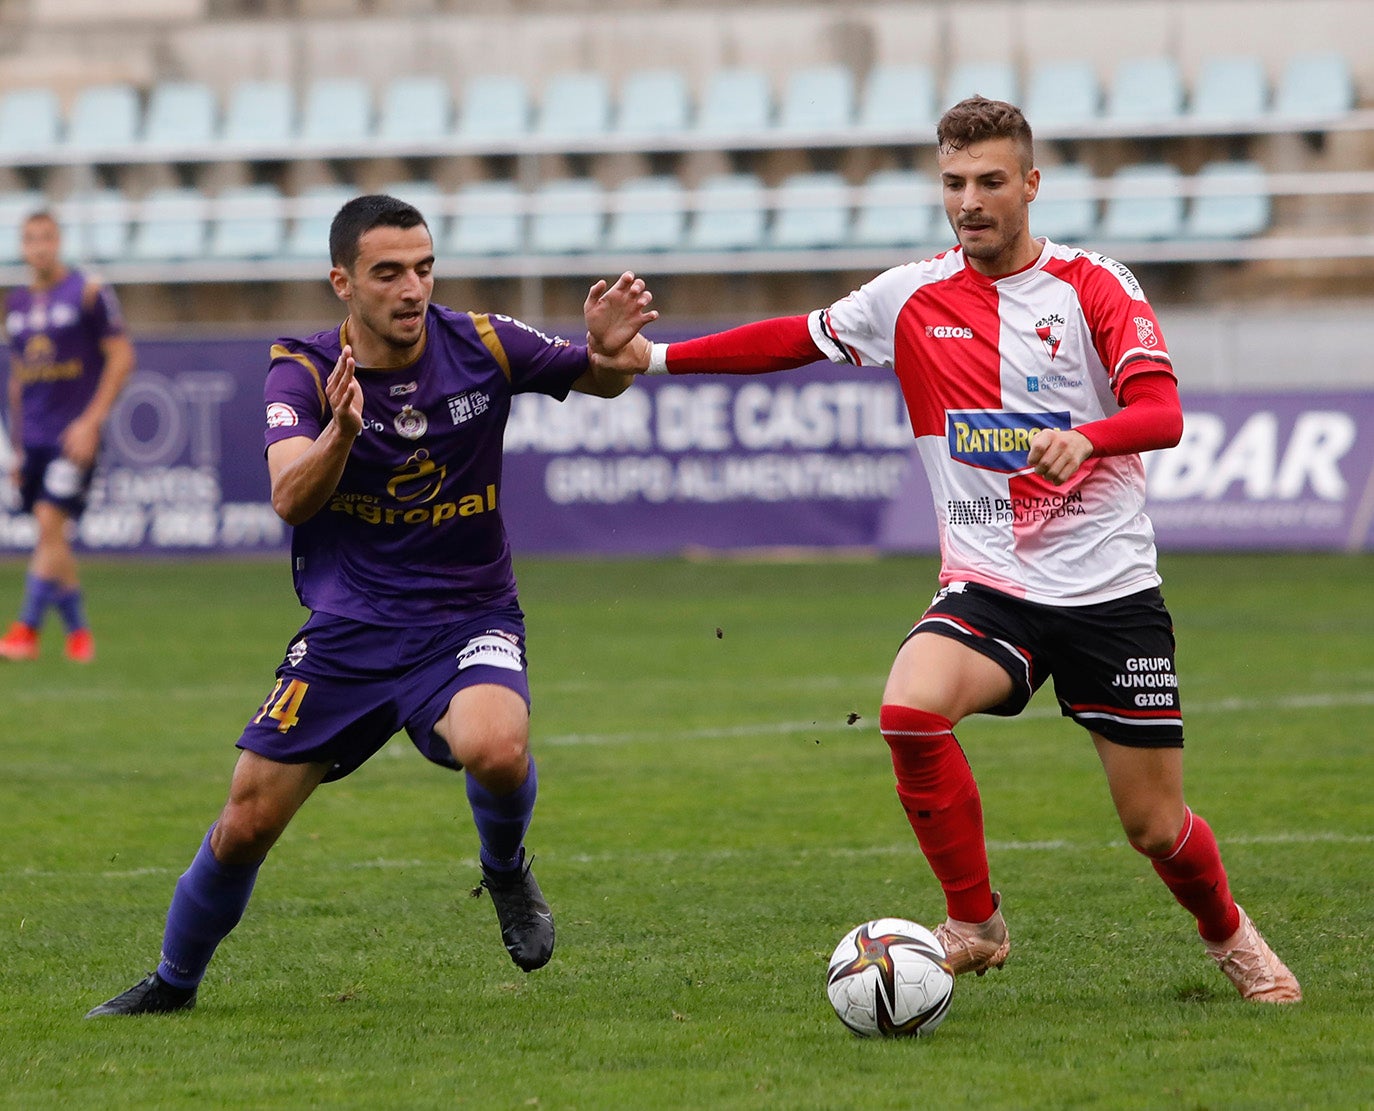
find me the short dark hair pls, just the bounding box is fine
[936,96,1034,172]
[329,194,429,269]
[23,209,59,230]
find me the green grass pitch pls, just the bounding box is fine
[1,553,1371,1109]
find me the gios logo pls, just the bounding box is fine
[926,325,975,340]
[947,409,1071,473]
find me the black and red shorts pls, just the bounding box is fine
[909,581,1184,748]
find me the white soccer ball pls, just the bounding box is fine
[826,918,954,1038]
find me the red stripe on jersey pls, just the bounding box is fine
[893,270,1005,438]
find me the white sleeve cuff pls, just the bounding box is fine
[646,342,670,375]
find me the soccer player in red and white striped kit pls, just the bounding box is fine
[592,97,1300,1003]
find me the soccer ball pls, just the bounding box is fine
[826,918,954,1038]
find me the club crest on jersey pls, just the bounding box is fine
[947,409,1071,473]
[1035,313,1064,360]
[266,402,299,428]
[286,638,308,666]
[1134,316,1158,348]
[394,404,428,439]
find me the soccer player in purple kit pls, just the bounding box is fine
[86,194,657,1016]
[1,210,135,663]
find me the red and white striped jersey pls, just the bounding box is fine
[809,239,1175,605]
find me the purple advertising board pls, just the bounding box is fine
[2,338,1372,555]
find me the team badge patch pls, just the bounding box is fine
[1134,316,1158,348]
[286,638,308,666]
[1035,314,1064,360]
[456,633,524,673]
[266,402,299,428]
[394,404,428,439]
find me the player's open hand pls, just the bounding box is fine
[1027,428,1094,485]
[585,271,658,359]
[326,345,364,440]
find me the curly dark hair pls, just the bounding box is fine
[936,96,1034,171]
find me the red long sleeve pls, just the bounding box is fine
[666,315,823,374]
[1076,372,1184,457]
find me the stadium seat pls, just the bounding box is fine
[0,189,46,263]
[606,175,687,252]
[142,81,218,150]
[769,171,851,249]
[694,68,773,138]
[1185,161,1271,239]
[1024,61,1101,130]
[299,77,373,147]
[1100,163,1184,240]
[685,173,767,251]
[64,188,132,262]
[615,69,692,137]
[128,186,209,261]
[456,74,531,142]
[1190,55,1268,124]
[529,178,604,253]
[852,169,937,249]
[208,184,286,259]
[1273,52,1356,119]
[855,64,938,135]
[377,76,454,143]
[65,83,141,153]
[0,89,63,157]
[1105,57,1185,123]
[446,180,524,256]
[942,61,1018,112]
[222,79,296,149]
[282,183,355,259]
[776,65,855,134]
[1031,162,1098,242]
[534,72,611,141]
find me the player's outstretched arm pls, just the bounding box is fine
[268,346,364,525]
[576,271,659,396]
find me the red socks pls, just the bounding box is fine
[881,704,995,923]
[1141,808,1241,943]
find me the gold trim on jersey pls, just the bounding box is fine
[468,313,511,380]
[269,344,326,416]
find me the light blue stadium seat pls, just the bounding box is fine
[283,184,355,259]
[776,65,855,134]
[1032,163,1097,242]
[299,77,373,146]
[1190,56,1268,124]
[530,179,603,253]
[852,169,936,248]
[615,69,691,137]
[222,80,296,148]
[65,83,141,152]
[1101,163,1184,240]
[607,176,686,252]
[208,185,286,259]
[1185,161,1270,239]
[446,181,524,256]
[1273,52,1356,119]
[856,64,938,134]
[0,89,63,156]
[456,74,530,142]
[378,76,454,143]
[65,188,132,262]
[1025,61,1101,130]
[943,61,1018,111]
[686,173,767,251]
[694,69,773,138]
[1106,57,1184,123]
[0,190,46,263]
[770,171,850,249]
[142,81,217,149]
[128,187,209,261]
[535,72,611,140]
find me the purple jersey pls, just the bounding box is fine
[4,269,125,449]
[264,304,589,626]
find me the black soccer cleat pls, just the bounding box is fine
[84,972,197,1018]
[475,850,555,972]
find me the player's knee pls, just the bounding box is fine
[455,727,529,791]
[214,802,288,865]
[1122,814,1180,858]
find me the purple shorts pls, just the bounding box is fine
[19,444,95,517]
[237,607,530,782]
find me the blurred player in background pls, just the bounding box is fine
[593,98,1301,1005]
[1,210,135,663]
[86,194,657,1015]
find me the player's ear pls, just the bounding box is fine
[328,265,352,303]
[1023,166,1041,204]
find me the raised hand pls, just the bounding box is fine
[326,344,364,440]
[585,271,657,357]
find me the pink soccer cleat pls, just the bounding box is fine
[1205,906,1302,1003]
[933,892,1011,976]
[0,621,39,661]
[65,628,96,663]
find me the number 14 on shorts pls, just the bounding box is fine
[253,678,310,732]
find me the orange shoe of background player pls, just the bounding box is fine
[0,621,39,661]
[64,628,96,663]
